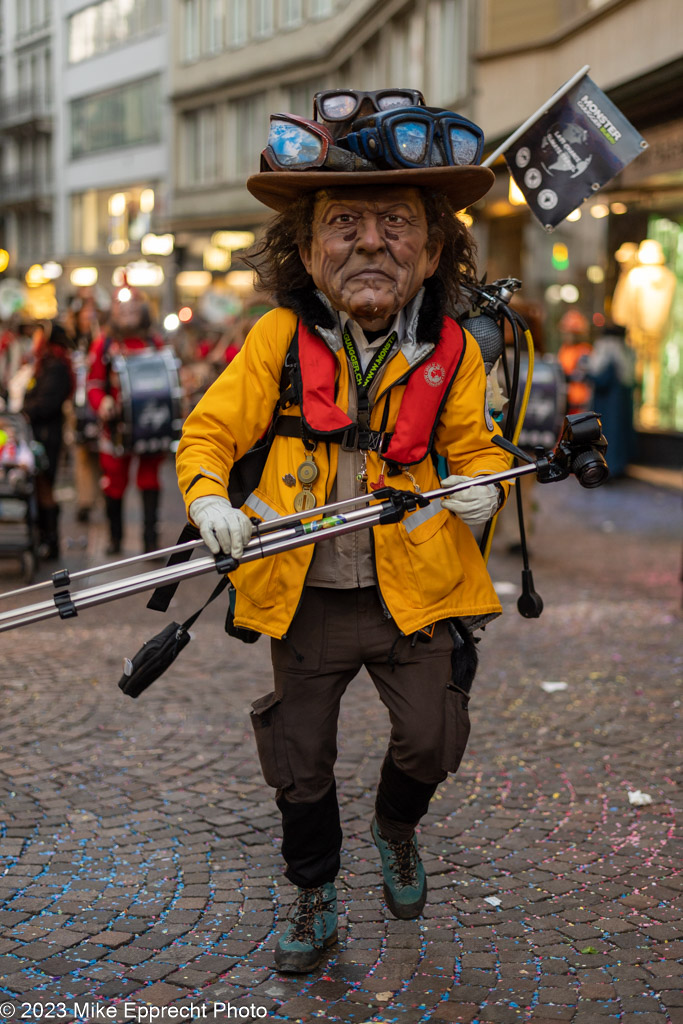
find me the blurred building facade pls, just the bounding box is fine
[0,0,171,310]
[54,0,171,302]
[0,0,54,268]
[0,0,681,462]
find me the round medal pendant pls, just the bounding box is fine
[297,458,319,485]
[294,490,317,512]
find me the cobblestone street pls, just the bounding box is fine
[0,466,680,1024]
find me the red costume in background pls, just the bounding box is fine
[87,327,165,554]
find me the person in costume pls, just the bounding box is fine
[87,285,165,554]
[22,321,75,560]
[582,322,635,477]
[557,309,593,414]
[176,90,510,972]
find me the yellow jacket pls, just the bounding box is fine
[176,305,510,639]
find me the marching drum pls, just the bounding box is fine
[112,347,183,454]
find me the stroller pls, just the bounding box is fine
[0,412,43,582]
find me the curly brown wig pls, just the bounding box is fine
[243,188,478,311]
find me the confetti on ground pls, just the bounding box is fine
[628,789,653,805]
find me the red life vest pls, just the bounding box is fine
[297,317,466,465]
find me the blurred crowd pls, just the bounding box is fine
[0,285,272,568]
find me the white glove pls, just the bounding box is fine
[440,475,500,526]
[189,495,253,557]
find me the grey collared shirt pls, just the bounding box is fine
[306,313,406,589]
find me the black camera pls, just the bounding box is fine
[542,413,609,488]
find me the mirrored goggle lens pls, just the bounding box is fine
[268,120,323,166]
[377,92,417,111]
[319,93,358,119]
[448,126,480,165]
[393,121,429,163]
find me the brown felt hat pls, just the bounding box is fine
[246,164,495,213]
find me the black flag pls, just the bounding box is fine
[505,73,648,230]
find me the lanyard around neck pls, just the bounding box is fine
[342,328,397,396]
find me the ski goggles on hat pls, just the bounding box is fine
[260,113,375,172]
[340,107,485,169]
[313,88,426,123]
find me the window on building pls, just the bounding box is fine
[232,93,267,178]
[280,0,302,29]
[17,56,29,95]
[70,76,161,158]
[310,0,334,18]
[30,0,41,30]
[30,53,39,94]
[181,107,221,186]
[68,0,162,64]
[229,0,249,46]
[253,0,274,38]
[71,189,106,253]
[16,0,28,36]
[182,0,201,61]
[43,48,52,105]
[201,0,225,55]
[288,78,326,118]
[70,184,157,254]
[427,0,466,105]
[388,16,411,87]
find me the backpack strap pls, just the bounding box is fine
[146,522,201,612]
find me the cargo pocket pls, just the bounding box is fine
[250,691,293,790]
[441,683,471,774]
[398,506,466,606]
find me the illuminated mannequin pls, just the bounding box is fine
[611,239,676,426]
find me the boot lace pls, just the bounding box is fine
[385,836,419,887]
[287,886,326,944]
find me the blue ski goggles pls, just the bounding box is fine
[340,107,485,169]
[260,113,375,172]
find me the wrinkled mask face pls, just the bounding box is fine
[299,186,442,331]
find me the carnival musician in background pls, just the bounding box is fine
[22,321,75,561]
[87,284,165,555]
[65,294,102,524]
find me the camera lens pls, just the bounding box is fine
[572,449,609,488]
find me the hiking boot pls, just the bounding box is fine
[274,882,338,973]
[371,816,427,920]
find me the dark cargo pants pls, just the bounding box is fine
[250,586,471,888]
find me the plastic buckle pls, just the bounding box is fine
[51,568,71,588]
[341,425,358,451]
[214,553,238,575]
[53,590,78,619]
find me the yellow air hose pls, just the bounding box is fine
[483,327,535,563]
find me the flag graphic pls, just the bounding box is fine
[505,73,648,230]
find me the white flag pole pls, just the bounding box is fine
[481,64,590,168]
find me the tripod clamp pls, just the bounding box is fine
[378,488,429,525]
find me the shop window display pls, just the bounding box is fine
[612,216,682,433]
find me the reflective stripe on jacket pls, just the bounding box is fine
[176,306,510,639]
